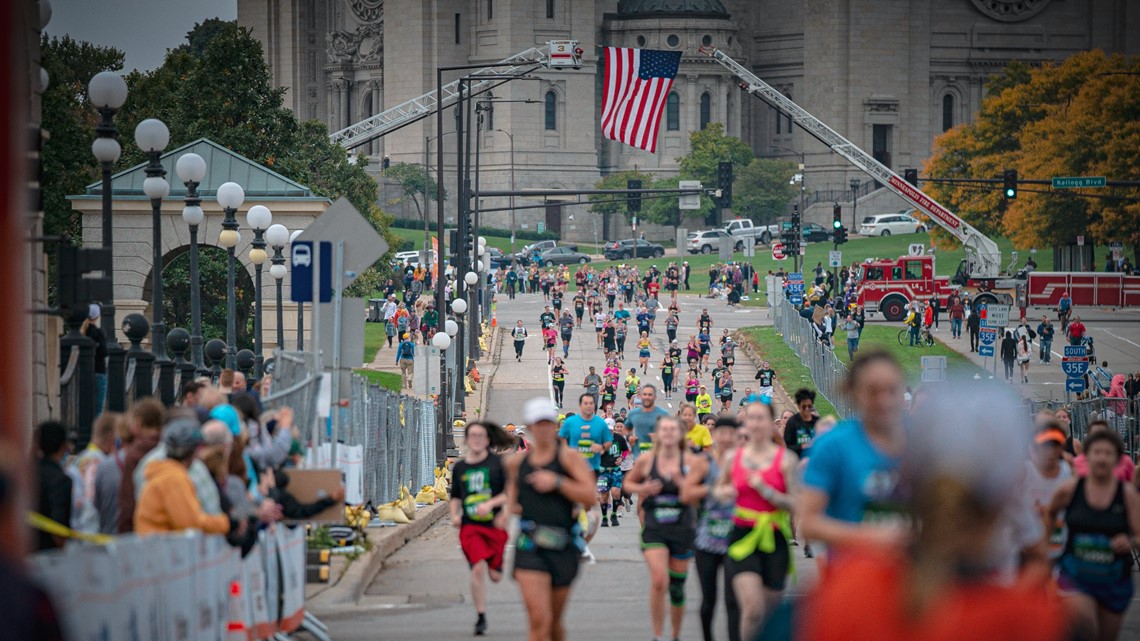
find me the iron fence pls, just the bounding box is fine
[770,291,853,418]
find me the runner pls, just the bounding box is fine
[660,354,676,401]
[638,331,653,374]
[623,415,705,641]
[695,385,714,423]
[686,335,701,371]
[551,358,568,409]
[718,369,734,412]
[512,320,529,362]
[558,393,612,544]
[685,370,701,404]
[598,418,631,527]
[449,421,514,636]
[595,308,606,348]
[625,368,641,409]
[681,403,712,453]
[783,389,819,458]
[716,401,798,640]
[1048,429,1140,641]
[616,320,629,359]
[574,291,586,329]
[559,310,575,359]
[627,384,671,458]
[693,415,742,641]
[505,398,598,641]
[582,366,603,408]
[542,324,558,364]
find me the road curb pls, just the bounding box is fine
[733,328,794,416]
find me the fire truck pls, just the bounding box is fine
[699,46,1140,321]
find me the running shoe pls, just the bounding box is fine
[610,514,619,527]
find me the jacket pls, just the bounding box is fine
[134,459,231,536]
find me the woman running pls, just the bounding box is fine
[551,358,568,409]
[595,309,607,348]
[685,369,701,404]
[624,415,705,641]
[716,401,798,640]
[616,320,629,359]
[1049,429,1140,641]
[638,330,653,374]
[505,398,600,641]
[660,354,676,401]
[694,418,743,641]
[698,328,712,371]
[449,421,515,636]
[687,335,701,371]
[718,370,734,412]
[542,325,557,364]
[625,368,642,409]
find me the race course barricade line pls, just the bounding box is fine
[28,527,307,641]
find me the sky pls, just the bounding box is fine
[46,0,237,72]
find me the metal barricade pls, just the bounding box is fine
[770,294,853,417]
[1028,396,1140,460]
[263,350,322,444]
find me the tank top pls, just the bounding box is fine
[642,451,694,530]
[731,447,786,527]
[695,455,734,555]
[517,450,575,531]
[1060,478,1132,583]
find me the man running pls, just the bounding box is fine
[626,384,671,458]
[559,310,575,359]
[754,361,776,401]
[598,419,631,527]
[511,320,528,362]
[558,394,611,548]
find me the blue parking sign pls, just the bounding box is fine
[290,240,333,303]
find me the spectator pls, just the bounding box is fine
[116,398,165,533]
[967,305,981,352]
[69,412,119,533]
[135,419,237,536]
[397,332,416,389]
[1037,316,1055,364]
[35,422,72,550]
[134,408,222,521]
[83,304,107,417]
[93,412,132,535]
[949,296,965,339]
[1067,315,1087,346]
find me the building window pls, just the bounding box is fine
[636,35,646,48]
[775,107,782,135]
[455,13,461,44]
[544,91,557,130]
[487,0,492,20]
[667,34,680,48]
[666,92,680,131]
[942,94,954,132]
[784,92,793,132]
[873,124,892,168]
[699,92,711,129]
[702,35,713,46]
[485,95,494,131]
[546,0,554,19]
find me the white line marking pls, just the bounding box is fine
[1099,329,1140,350]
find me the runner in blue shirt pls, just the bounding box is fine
[625,384,671,458]
[558,393,612,472]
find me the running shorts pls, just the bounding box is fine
[513,548,580,588]
[725,524,789,590]
[459,523,508,571]
[561,333,572,343]
[639,349,651,358]
[1057,570,1134,614]
[641,525,695,560]
[596,468,623,491]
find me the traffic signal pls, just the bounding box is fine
[835,226,848,245]
[1003,169,1018,199]
[56,243,112,318]
[904,168,919,187]
[627,179,642,212]
[832,203,845,244]
[717,161,734,208]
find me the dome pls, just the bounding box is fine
[617,0,729,19]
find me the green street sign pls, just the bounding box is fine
[1052,176,1106,188]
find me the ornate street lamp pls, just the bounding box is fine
[246,205,272,379]
[266,223,290,354]
[176,152,207,373]
[216,181,245,369]
[88,70,128,411]
[289,229,305,350]
[433,326,453,467]
[135,118,174,404]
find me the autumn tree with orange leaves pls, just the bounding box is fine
[924,51,1140,260]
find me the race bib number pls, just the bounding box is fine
[653,495,682,525]
[464,493,492,521]
[578,438,594,457]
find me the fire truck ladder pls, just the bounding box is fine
[328,46,555,150]
[698,46,1004,281]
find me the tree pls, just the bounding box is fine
[163,247,254,351]
[925,51,1140,256]
[588,170,655,217]
[733,158,798,225]
[383,162,446,224]
[677,123,754,187]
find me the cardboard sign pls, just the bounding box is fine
[279,469,345,523]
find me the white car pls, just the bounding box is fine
[393,250,420,265]
[687,229,732,254]
[858,212,927,237]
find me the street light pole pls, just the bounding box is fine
[850,177,861,232]
[492,129,515,254]
[176,152,207,373]
[290,229,304,350]
[247,206,273,380]
[267,224,290,354]
[135,118,174,404]
[216,182,245,369]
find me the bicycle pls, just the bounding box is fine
[897,326,935,347]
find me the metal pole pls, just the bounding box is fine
[470,103,482,361]
[424,136,431,252]
[331,240,345,464]
[145,151,175,405]
[435,66,448,451]
[223,205,239,368]
[454,79,468,420]
[297,301,304,351]
[95,107,128,413]
[183,178,204,373]
[252,226,267,379]
[311,241,322,452]
[272,245,285,350]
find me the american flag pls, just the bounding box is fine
[601,47,682,153]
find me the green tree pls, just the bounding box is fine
[383,162,446,224]
[677,123,754,186]
[588,170,655,217]
[162,246,254,351]
[733,158,798,224]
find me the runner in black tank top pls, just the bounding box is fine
[506,398,599,641]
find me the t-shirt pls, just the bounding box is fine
[784,413,820,457]
[755,368,775,388]
[626,404,670,456]
[686,424,713,450]
[558,414,611,470]
[450,453,506,526]
[560,316,575,334]
[584,373,602,395]
[601,433,630,469]
[695,393,713,414]
[802,419,902,527]
[540,312,556,328]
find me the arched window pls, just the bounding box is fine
[699,91,711,130]
[942,94,954,132]
[666,92,680,131]
[544,91,557,130]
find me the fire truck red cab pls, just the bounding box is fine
[855,255,960,322]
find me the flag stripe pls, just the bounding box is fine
[600,47,679,153]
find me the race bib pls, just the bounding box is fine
[653,495,682,524]
[464,493,492,522]
[578,438,594,457]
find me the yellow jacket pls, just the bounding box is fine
[135,459,230,535]
[695,393,713,413]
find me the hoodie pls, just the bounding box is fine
[134,459,230,536]
[1106,374,1127,415]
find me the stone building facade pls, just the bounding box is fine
[238,0,1140,236]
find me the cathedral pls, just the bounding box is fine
[237,0,1139,239]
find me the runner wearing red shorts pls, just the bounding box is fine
[450,421,512,636]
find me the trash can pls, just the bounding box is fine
[368,299,382,322]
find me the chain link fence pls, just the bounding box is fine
[1029,396,1140,459]
[770,284,852,417]
[262,350,322,438]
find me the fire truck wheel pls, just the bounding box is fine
[881,295,907,322]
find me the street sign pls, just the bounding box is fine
[1052,176,1106,189]
[1061,358,1090,377]
[772,243,787,260]
[743,241,756,258]
[981,303,1010,329]
[920,355,946,383]
[828,250,842,268]
[1063,345,1087,358]
[908,243,925,256]
[1111,240,1123,262]
[295,197,388,287]
[290,240,332,303]
[978,327,997,357]
[786,272,805,305]
[1076,235,1085,247]
[1066,378,1087,393]
[979,345,994,357]
[679,180,702,210]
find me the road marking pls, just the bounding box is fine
[1099,329,1140,350]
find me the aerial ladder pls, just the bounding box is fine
[328,41,583,150]
[698,46,1007,284]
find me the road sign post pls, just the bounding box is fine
[828,250,842,268]
[771,243,786,261]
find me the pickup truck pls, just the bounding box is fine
[723,218,779,248]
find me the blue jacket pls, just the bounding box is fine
[396,340,415,363]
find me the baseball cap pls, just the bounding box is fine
[1034,428,1066,446]
[164,418,204,458]
[523,397,559,425]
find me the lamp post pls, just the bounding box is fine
[431,329,452,466]
[850,177,861,231]
[176,152,207,373]
[246,205,272,379]
[216,182,245,369]
[135,118,174,404]
[492,129,516,254]
[88,70,128,412]
[289,229,304,350]
[267,224,289,354]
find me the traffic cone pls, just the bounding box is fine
[226,579,248,641]
[491,312,497,328]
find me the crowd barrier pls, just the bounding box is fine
[29,527,307,641]
[769,283,853,418]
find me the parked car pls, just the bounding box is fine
[392,250,420,266]
[801,222,831,243]
[510,240,576,265]
[486,247,514,269]
[687,229,732,254]
[603,238,665,260]
[723,218,779,247]
[858,211,927,237]
[534,246,592,266]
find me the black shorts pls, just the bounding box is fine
[561,333,572,343]
[576,309,584,319]
[513,548,580,588]
[641,525,694,560]
[725,524,789,590]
